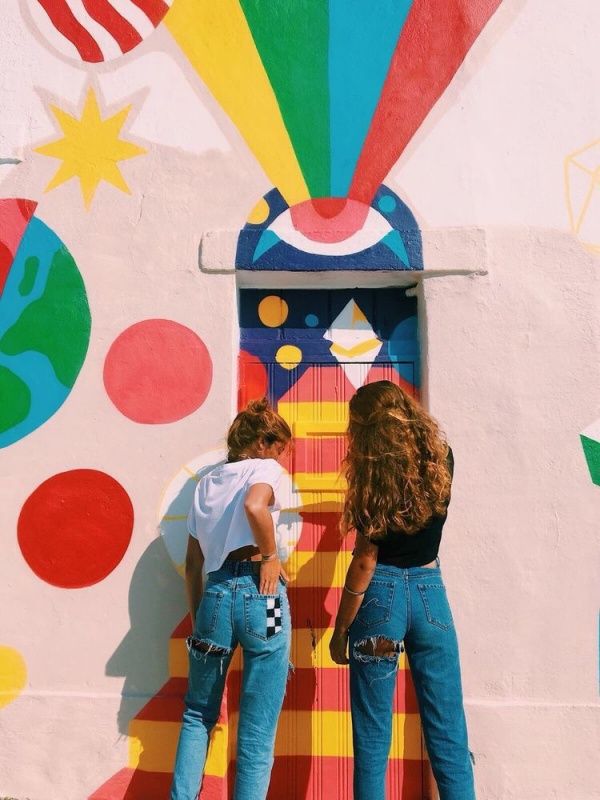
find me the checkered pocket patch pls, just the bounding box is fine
[266,596,282,637]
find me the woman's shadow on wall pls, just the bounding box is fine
[91,463,221,799]
[106,536,187,736]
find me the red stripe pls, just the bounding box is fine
[0,241,12,297]
[87,766,174,799]
[294,511,352,552]
[264,756,426,800]
[134,677,187,721]
[36,0,104,62]
[288,584,342,629]
[292,437,345,474]
[349,0,502,204]
[82,0,142,53]
[129,0,169,27]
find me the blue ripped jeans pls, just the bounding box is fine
[349,562,475,800]
[170,562,291,800]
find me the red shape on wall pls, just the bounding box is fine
[349,0,503,204]
[17,469,134,588]
[103,319,213,424]
[238,349,268,408]
[0,198,37,296]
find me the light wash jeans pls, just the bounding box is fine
[349,561,475,800]
[170,561,291,800]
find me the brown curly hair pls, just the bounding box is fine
[227,398,291,462]
[341,380,452,538]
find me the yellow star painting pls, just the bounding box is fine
[36,87,146,208]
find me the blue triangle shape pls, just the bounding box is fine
[253,230,281,263]
[382,230,410,268]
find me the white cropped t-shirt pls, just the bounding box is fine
[187,457,284,574]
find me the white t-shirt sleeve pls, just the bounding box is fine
[248,458,284,505]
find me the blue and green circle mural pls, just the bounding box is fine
[0,199,91,448]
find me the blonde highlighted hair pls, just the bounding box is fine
[341,381,451,538]
[227,398,291,462]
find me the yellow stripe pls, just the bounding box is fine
[269,711,422,758]
[165,0,309,206]
[128,719,228,775]
[293,471,346,492]
[330,338,381,358]
[284,550,352,586]
[293,420,348,437]
[278,402,349,426]
[170,628,408,675]
[295,493,343,512]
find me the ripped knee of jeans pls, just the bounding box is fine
[352,635,403,663]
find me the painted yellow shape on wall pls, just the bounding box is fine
[564,138,600,254]
[278,402,349,426]
[284,550,352,586]
[165,0,309,206]
[269,711,421,759]
[128,719,228,775]
[0,645,27,709]
[293,471,346,492]
[36,88,145,208]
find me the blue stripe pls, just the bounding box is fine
[329,0,413,197]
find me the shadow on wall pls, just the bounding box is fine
[106,537,187,735]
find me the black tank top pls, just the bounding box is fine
[372,448,454,568]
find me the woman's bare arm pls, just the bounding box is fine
[244,482,285,594]
[330,533,378,664]
[185,535,205,627]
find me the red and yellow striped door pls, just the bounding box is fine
[239,288,428,799]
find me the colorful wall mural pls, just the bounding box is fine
[2,0,600,798]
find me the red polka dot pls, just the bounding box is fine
[17,470,134,588]
[238,349,268,408]
[103,319,213,424]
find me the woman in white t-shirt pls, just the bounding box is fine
[170,399,292,800]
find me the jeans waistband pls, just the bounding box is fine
[208,560,261,579]
[374,556,441,579]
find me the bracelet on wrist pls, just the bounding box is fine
[261,551,278,562]
[343,583,366,597]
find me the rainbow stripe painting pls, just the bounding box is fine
[165,0,503,269]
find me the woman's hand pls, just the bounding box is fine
[260,557,282,595]
[330,628,350,665]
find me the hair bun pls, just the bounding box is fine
[244,397,270,415]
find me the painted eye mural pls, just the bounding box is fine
[165,0,503,270]
[0,199,91,448]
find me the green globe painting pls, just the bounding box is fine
[0,199,91,447]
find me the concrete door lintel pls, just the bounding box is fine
[199,227,490,288]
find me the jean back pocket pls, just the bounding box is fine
[244,593,286,641]
[195,590,224,636]
[417,583,454,630]
[354,580,395,629]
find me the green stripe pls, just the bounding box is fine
[240,0,330,198]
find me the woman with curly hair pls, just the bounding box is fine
[330,380,475,800]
